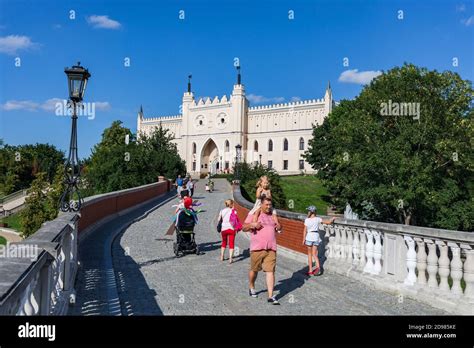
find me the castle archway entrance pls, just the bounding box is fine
[200,139,219,176]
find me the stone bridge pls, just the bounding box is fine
[1,178,473,315]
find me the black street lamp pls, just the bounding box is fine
[235,144,242,182]
[259,154,262,165]
[59,62,91,212]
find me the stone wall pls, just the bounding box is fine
[78,179,170,233]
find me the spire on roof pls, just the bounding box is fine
[236,65,241,85]
[187,74,192,93]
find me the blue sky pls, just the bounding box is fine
[0,0,473,159]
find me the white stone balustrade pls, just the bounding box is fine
[0,213,79,315]
[320,218,474,314]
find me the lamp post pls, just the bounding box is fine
[259,154,262,165]
[59,62,91,212]
[235,144,242,182]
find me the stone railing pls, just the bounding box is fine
[0,178,171,315]
[233,184,474,314]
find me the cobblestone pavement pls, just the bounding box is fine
[111,179,445,316]
[69,191,176,315]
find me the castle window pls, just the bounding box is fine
[268,139,273,152]
[283,160,288,170]
[192,142,197,154]
[283,138,289,151]
[192,162,196,171]
[299,137,304,150]
[225,140,230,152]
[267,160,273,169]
[254,140,259,152]
[299,160,304,170]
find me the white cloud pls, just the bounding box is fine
[52,24,62,29]
[247,94,285,104]
[1,100,39,111]
[95,102,111,110]
[338,69,382,85]
[0,35,39,55]
[41,98,64,111]
[290,96,302,102]
[456,4,466,12]
[461,15,474,26]
[87,15,121,29]
[1,99,111,112]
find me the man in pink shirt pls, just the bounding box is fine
[243,196,282,305]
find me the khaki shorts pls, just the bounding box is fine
[250,250,276,272]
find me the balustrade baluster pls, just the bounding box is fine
[352,227,360,265]
[404,236,417,285]
[414,237,427,285]
[448,242,462,295]
[462,247,474,299]
[363,229,374,274]
[372,230,382,275]
[426,239,439,289]
[359,229,366,271]
[436,241,450,291]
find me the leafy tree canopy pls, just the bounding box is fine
[304,64,473,231]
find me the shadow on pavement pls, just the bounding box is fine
[274,266,310,301]
[197,240,221,252]
[114,236,164,315]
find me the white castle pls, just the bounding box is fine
[137,69,333,176]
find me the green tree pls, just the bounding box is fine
[20,172,50,238]
[304,64,473,231]
[233,161,287,209]
[85,121,186,194]
[0,141,64,195]
[46,164,64,220]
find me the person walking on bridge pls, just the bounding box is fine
[217,199,240,263]
[243,196,282,305]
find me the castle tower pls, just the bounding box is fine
[324,81,333,115]
[137,105,144,138]
[230,66,247,154]
[181,75,195,172]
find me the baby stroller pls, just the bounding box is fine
[173,209,199,257]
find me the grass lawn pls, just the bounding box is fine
[0,236,6,245]
[280,175,331,215]
[0,212,23,232]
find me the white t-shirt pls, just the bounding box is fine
[304,217,322,242]
[219,207,234,231]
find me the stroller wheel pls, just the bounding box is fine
[195,246,200,255]
[173,242,179,256]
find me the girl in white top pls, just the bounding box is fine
[218,199,237,263]
[302,205,335,276]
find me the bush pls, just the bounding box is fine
[232,162,286,209]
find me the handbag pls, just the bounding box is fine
[217,216,223,233]
[230,209,243,232]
